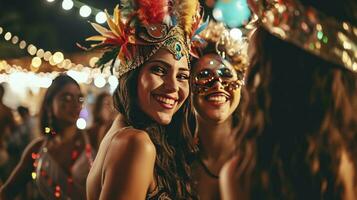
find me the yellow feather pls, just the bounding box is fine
[85,35,106,41]
[90,22,112,38]
[114,5,120,25]
[179,0,199,36]
[105,10,121,37]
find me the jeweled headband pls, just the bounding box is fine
[85,0,205,77]
[193,21,249,72]
[249,0,357,72]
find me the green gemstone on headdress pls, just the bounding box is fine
[174,42,183,60]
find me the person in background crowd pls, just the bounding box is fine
[0,74,95,200]
[0,83,16,185]
[87,92,117,150]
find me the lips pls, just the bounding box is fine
[205,92,230,105]
[153,94,178,109]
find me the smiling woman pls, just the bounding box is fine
[0,74,96,200]
[85,0,203,199]
[189,21,248,200]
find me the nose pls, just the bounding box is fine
[163,75,179,93]
[211,77,224,89]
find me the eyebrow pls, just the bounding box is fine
[148,59,189,72]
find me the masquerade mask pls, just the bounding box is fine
[193,65,244,94]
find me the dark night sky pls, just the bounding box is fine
[0,0,118,59]
[0,0,211,59]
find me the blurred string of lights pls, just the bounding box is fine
[0,26,118,90]
[45,0,107,24]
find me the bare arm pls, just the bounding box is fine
[0,138,44,200]
[339,149,357,200]
[99,129,156,200]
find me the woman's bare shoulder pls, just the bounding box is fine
[104,127,156,165]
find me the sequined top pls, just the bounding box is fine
[34,133,95,200]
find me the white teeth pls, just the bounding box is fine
[155,96,175,105]
[207,95,227,103]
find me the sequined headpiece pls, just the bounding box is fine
[193,21,249,72]
[249,0,357,72]
[86,0,204,77]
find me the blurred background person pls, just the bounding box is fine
[0,83,16,186]
[220,0,357,199]
[190,21,247,200]
[0,74,95,200]
[87,92,116,150]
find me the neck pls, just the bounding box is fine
[56,124,78,143]
[197,116,237,161]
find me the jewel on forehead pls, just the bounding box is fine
[174,42,183,60]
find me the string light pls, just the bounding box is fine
[62,0,74,10]
[36,49,45,58]
[95,12,107,24]
[31,57,42,68]
[19,40,27,49]
[79,5,92,18]
[4,32,12,41]
[11,36,19,44]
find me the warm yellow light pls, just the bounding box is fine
[31,57,42,68]
[4,32,12,41]
[19,40,27,49]
[89,57,99,67]
[0,27,3,34]
[44,51,52,61]
[36,49,45,58]
[31,172,37,180]
[53,52,64,64]
[11,36,19,44]
[49,56,57,66]
[27,45,37,56]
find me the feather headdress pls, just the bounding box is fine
[85,0,206,77]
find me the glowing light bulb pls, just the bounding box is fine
[95,12,107,24]
[79,5,92,18]
[76,118,87,130]
[62,0,74,10]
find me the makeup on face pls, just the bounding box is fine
[193,64,244,94]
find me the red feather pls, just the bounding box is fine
[136,0,169,26]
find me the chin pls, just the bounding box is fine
[156,118,172,125]
[153,114,173,125]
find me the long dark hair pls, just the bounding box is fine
[39,74,80,137]
[113,57,198,199]
[237,0,357,199]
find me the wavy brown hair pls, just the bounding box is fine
[236,0,357,199]
[113,54,198,199]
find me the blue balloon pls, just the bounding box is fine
[213,0,251,28]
